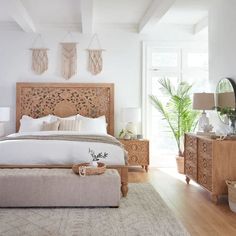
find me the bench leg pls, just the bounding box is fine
[121,182,128,197]
[107,165,129,197]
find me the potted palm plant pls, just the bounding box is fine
[149,78,199,173]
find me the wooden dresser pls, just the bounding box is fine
[184,133,236,203]
[119,139,149,172]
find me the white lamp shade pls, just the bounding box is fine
[0,107,10,122]
[121,107,141,123]
[192,93,215,110]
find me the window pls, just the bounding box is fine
[142,43,208,167]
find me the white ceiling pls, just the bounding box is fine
[159,0,210,25]
[0,0,211,34]
[22,0,82,24]
[94,0,152,24]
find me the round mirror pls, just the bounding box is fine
[216,78,236,125]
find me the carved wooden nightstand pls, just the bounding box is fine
[119,139,149,172]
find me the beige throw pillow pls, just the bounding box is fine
[59,119,80,131]
[41,120,60,131]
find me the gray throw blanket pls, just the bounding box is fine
[1,134,128,164]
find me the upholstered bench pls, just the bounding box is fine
[0,168,121,207]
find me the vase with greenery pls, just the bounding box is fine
[149,78,199,172]
[217,106,236,133]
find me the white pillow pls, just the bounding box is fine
[21,115,52,121]
[19,115,52,132]
[78,115,107,134]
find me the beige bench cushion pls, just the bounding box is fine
[0,169,121,207]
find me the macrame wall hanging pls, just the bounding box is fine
[30,34,48,75]
[61,32,77,80]
[87,34,105,75]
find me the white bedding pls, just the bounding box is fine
[0,131,125,166]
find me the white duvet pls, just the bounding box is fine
[0,131,125,166]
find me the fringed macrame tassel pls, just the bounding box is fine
[88,49,103,75]
[31,48,48,74]
[61,43,77,80]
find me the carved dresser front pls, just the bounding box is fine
[184,133,236,203]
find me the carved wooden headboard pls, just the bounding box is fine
[16,83,114,135]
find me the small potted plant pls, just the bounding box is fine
[118,129,133,140]
[149,78,199,173]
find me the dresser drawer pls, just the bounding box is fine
[185,149,197,165]
[198,156,212,174]
[198,139,212,160]
[184,135,198,181]
[198,170,212,191]
[185,161,197,181]
[185,134,197,153]
[198,144,212,191]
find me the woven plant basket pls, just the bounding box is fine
[72,162,106,176]
[226,180,236,213]
[176,156,184,174]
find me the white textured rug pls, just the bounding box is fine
[0,183,189,236]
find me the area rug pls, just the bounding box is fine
[0,183,189,236]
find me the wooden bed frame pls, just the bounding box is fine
[1,82,128,197]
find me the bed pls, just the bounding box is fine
[0,83,128,196]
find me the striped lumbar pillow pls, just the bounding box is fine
[59,119,80,131]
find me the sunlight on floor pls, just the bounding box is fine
[157,168,199,187]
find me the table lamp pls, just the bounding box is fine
[0,107,10,137]
[217,92,235,108]
[121,107,141,137]
[192,93,215,132]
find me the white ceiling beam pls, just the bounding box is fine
[80,0,93,34]
[139,0,176,34]
[193,16,208,35]
[4,0,36,32]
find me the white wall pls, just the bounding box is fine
[0,30,142,135]
[0,25,207,136]
[208,0,236,132]
[209,0,236,86]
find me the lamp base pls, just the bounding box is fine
[198,112,209,131]
[126,122,137,139]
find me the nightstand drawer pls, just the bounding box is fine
[119,139,149,171]
[122,141,148,153]
[128,152,148,165]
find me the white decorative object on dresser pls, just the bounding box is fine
[184,133,236,204]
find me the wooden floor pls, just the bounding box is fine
[128,167,236,236]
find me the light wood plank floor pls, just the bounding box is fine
[128,167,236,236]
